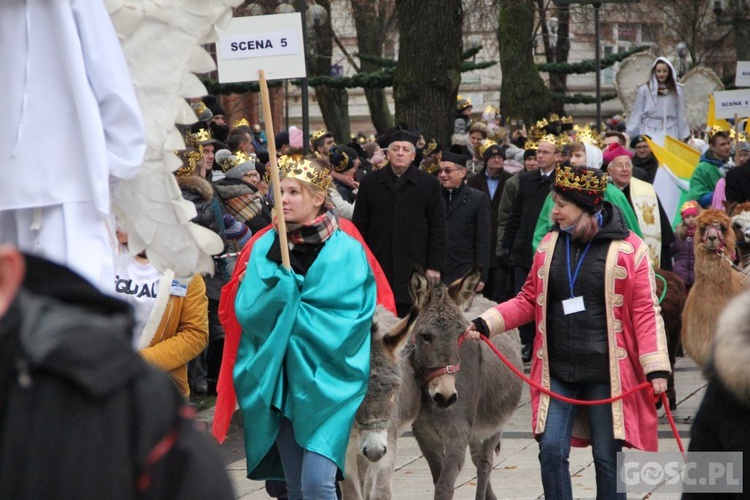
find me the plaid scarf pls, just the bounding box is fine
[283,208,338,248]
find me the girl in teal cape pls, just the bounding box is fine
[233,157,376,499]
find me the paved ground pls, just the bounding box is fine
[208,356,705,499]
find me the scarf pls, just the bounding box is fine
[283,208,338,248]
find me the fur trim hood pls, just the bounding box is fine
[176,175,214,202]
[713,289,750,405]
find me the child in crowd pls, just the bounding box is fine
[671,201,700,292]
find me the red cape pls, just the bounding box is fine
[211,219,396,443]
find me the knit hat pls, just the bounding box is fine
[680,200,700,218]
[552,165,608,214]
[329,145,358,173]
[482,142,505,163]
[203,95,225,117]
[223,214,251,247]
[215,149,256,179]
[629,134,651,149]
[738,141,750,152]
[289,126,304,149]
[602,143,633,167]
[191,101,213,123]
[523,148,537,160]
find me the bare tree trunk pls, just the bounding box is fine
[498,0,550,121]
[351,0,394,134]
[544,4,570,115]
[393,0,462,148]
[308,0,351,143]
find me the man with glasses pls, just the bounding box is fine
[630,135,659,184]
[608,155,673,270]
[501,136,560,362]
[354,127,446,317]
[439,147,491,289]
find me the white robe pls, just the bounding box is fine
[0,0,145,290]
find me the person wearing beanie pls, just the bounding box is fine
[203,95,228,142]
[671,200,700,292]
[212,149,271,234]
[327,145,359,220]
[223,214,252,249]
[466,163,670,500]
[439,145,491,288]
[607,154,674,270]
[532,141,643,255]
[467,141,513,301]
[288,126,304,150]
[630,135,659,184]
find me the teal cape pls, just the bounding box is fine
[233,229,376,480]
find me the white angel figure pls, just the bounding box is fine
[106,0,241,279]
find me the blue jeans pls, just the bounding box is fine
[275,418,338,500]
[538,378,625,500]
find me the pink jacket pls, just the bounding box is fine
[480,231,671,451]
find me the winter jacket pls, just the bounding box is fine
[467,167,513,268]
[687,150,727,206]
[480,202,671,451]
[177,174,225,239]
[353,165,447,305]
[441,183,491,284]
[545,205,631,383]
[138,273,209,397]
[496,173,520,257]
[0,254,233,500]
[670,231,695,287]
[213,177,271,233]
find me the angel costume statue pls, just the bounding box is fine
[0,0,146,290]
[1,0,238,290]
[626,57,690,145]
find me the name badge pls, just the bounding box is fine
[169,280,188,297]
[562,296,585,315]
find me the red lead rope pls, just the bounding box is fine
[458,334,685,454]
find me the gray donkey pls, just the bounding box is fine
[343,267,523,500]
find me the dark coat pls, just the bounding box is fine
[353,165,447,305]
[725,162,750,204]
[0,255,234,500]
[467,167,513,268]
[670,233,695,287]
[441,183,491,285]
[502,169,555,270]
[177,175,225,241]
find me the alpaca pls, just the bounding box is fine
[682,209,748,370]
[727,201,750,269]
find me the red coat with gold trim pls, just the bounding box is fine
[480,230,671,451]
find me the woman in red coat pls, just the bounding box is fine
[466,165,671,500]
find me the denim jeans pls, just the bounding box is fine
[537,377,625,500]
[275,418,338,500]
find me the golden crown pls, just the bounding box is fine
[478,139,498,158]
[272,154,332,191]
[456,96,472,110]
[484,105,499,115]
[707,125,734,141]
[189,128,213,145]
[311,129,329,141]
[192,101,208,116]
[680,200,700,213]
[528,125,545,141]
[575,126,603,147]
[218,154,240,173]
[331,149,351,173]
[539,134,559,148]
[548,113,560,122]
[423,138,439,156]
[556,134,572,149]
[535,118,549,129]
[174,148,203,177]
[737,131,750,143]
[524,139,539,150]
[555,165,608,193]
[561,115,574,124]
[235,150,254,165]
[233,118,250,129]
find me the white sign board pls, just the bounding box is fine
[713,89,750,119]
[216,13,306,83]
[736,61,750,87]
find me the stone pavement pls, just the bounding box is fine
[212,356,706,499]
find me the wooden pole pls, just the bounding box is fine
[259,70,290,270]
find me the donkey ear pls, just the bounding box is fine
[448,265,481,306]
[409,266,430,309]
[382,308,417,358]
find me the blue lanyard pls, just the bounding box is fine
[566,235,592,299]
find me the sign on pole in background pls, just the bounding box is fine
[713,89,750,119]
[736,61,750,87]
[216,13,306,83]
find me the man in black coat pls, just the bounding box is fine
[726,156,750,204]
[353,128,447,317]
[502,137,560,361]
[467,142,513,302]
[0,246,234,499]
[439,147,491,287]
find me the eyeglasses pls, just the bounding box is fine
[437,168,460,174]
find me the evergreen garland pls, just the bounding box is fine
[537,46,648,75]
